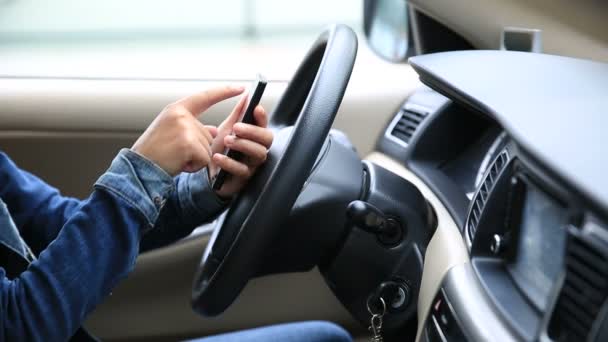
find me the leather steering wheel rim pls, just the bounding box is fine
[191,24,358,316]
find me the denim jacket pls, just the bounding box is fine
[0,149,227,341]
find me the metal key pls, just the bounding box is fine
[367,297,386,342]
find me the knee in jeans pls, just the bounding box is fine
[302,321,352,341]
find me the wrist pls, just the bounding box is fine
[177,168,229,224]
[131,148,183,177]
[129,149,167,174]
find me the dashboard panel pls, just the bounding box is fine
[378,87,501,229]
[503,174,567,312]
[466,141,578,341]
[374,51,608,342]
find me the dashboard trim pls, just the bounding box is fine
[465,148,510,249]
[442,263,519,341]
[364,152,469,342]
[409,50,608,219]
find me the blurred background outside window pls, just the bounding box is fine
[0,0,364,79]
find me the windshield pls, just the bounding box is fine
[0,0,362,79]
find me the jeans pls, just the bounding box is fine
[192,321,352,342]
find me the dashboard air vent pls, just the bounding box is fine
[549,228,608,341]
[467,150,509,242]
[386,105,429,147]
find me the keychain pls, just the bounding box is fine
[367,296,387,342]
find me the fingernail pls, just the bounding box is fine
[232,85,245,92]
[225,135,236,145]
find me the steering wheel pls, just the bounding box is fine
[191,24,358,316]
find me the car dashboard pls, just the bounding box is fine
[370,51,608,342]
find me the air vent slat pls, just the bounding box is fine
[480,183,489,199]
[392,132,409,143]
[566,256,608,291]
[487,171,495,184]
[558,295,596,325]
[469,211,479,237]
[564,271,605,304]
[472,208,480,224]
[402,110,424,119]
[387,107,429,145]
[569,239,608,273]
[466,150,509,242]
[549,227,608,341]
[573,235,608,253]
[479,188,488,201]
[554,308,590,341]
[393,126,417,135]
[561,283,601,314]
[483,176,493,188]
[473,199,482,214]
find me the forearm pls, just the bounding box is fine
[0,150,174,341]
[1,191,142,341]
[0,153,83,254]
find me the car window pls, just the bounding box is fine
[0,0,362,79]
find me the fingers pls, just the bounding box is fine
[205,125,218,138]
[184,140,212,173]
[176,85,245,115]
[224,93,248,127]
[253,105,268,128]
[233,122,274,149]
[185,119,215,173]
[193,119,214,145]
[213,153,251,178]
[224,135,267,166]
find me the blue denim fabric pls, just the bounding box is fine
[190,321,352,342]
[140,153,228,252]
[94,148,176,230]
[0,149,227,341]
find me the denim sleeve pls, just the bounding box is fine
[0,149,174,341]
[94,149,176,229]
[140,167,228,252]
[0,152,83,255]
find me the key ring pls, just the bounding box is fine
[367,296,387,317]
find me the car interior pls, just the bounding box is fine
[1,0,607,341]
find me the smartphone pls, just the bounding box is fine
[211,74,267,191]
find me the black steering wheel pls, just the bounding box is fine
[191,24,358,316]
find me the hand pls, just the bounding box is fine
[209,94,274,198]
[132,86,245,176]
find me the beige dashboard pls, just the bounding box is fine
[365,152,469,342]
